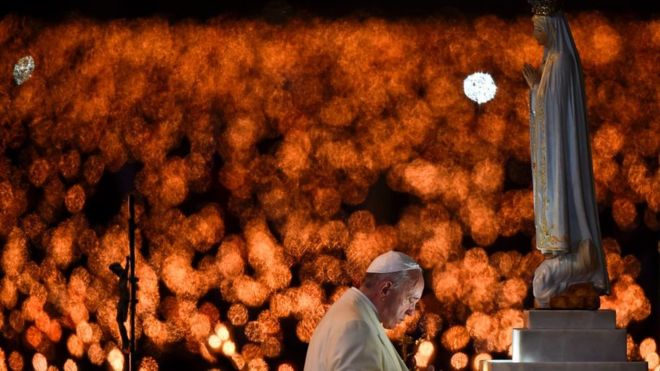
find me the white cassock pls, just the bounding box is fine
[304,287,409,371]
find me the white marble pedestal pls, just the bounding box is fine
[482,310,647,371]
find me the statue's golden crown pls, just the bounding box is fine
[527,0,562,15]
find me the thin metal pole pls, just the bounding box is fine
[128,195,137,371]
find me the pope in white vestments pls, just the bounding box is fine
[304,251,425,371]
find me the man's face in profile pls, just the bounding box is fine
[380,271,424,329]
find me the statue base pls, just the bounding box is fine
[533,240,608,309]
[481,310,647,371]
[534,282,600,310]
[482,361,647,370]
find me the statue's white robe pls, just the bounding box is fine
[304,287,408,371]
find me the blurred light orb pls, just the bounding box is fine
[472,353,492,371]
[107,348,124,371]
[640,338,657,359]
[9,351,23,371]
[32,353,47,371]
[215,323,230,341]
[76,321,93,343]
[67,335,85,358]
[646,352,660,369]
[418,341,435,357]
[222,340,236,356]
[138,357,159,371]
[208,334,222,349]
[13,55,35,85]
[415,340,436,368]
[451,352,469,369]
[278,363,295,371]
[63,359,78,371]
[463,72,497,104]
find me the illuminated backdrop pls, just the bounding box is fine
[0,9,658,371]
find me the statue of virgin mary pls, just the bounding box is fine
[522,0,610,308]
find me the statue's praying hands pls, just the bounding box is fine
[522,63,541,88]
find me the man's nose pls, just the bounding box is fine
[405,307,414,316]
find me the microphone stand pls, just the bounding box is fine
[110,195,138,371]
[128,194,137,371]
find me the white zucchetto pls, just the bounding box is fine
[366,251,421,274]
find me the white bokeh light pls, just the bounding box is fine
[13,55,35,85]
[463,72,497,104]
[208,334,222,349]
[107,348,124,371]
[215,323,230,341]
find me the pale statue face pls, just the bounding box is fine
[379,271,424,329]
[532,16,549,46]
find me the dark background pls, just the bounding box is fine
[1,0,658,20]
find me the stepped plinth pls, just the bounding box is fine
[482,310,647,371]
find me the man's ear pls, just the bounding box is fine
[379,280,393,297]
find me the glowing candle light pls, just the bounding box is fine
[67,335,84,358]
[87,343,105,366]
[646,352,660,370]
[640,338,657,359]
[277,364,295,371]
[419,341,434,358]
[8,351,23,371]
[230,353,246,370]
[442,326,471,352]
[227,304,249,326]
[247,358,268,371]
[451,352,469,370]
[63,359,78,371]
[26,326,43,349]
[215,323,230,341]
[472,353,492,371]
[208,334,222,350]
[222,341,236,356]
[32,353,47,371]
[76,321,93,344]
[138,357,159,371]
[107,348,124,371]
[414,340,435,368]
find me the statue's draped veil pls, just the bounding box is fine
[533,14,581,66]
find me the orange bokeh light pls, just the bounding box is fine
[0,9,655,371]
